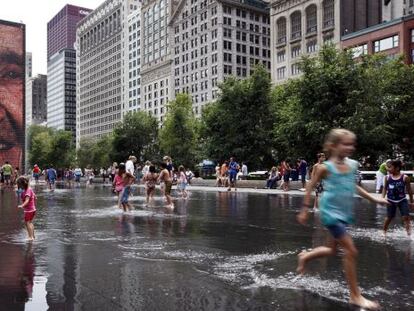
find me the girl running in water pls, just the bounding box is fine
[297,129,388,310]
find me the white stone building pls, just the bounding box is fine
[169,0,271,116]
[76,0,139,147]
[126,7,142,114]
[270,0,340,83]
[140,0,176,123]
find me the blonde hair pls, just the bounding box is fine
[323,128,356,157]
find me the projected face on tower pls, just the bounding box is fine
[0,21,25,168]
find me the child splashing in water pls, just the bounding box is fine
[297,129,388,310]
[17,176,37,241]
[382,159,413,236]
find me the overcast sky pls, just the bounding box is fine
[0,0,104,75]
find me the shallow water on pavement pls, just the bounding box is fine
[0,184,413,310]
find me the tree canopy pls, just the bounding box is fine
[159,93,198,168]
[111,111,159,163]
[199,65,274,169]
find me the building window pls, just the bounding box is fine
[276,66,286,80]
[291,45,301,58]
[323,0,335,29]
[351,44,368,58]
[306,40,317,54]
[291,63,301,76]
[306,5,317,34]
[290,11,302,40]
[411,29,414,42]
[374,35,399,52]
[277,17,286,44]
[277,50,285,63]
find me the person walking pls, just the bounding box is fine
[382,159,413,236]
[32,165,41,184]
[298,157,308,190]
[312,153,326,209]
[2,161,13,186]
[375,160,391,194]
[227,157,239,191]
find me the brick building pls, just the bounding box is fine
[342,15,414,64]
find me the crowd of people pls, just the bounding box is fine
[2,128,414,310]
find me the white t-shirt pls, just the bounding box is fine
[242,164,248,176]
[126,160,135,175]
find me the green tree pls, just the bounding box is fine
[111,111,159,163]
[159,93,198,168]
[28,125,75,168]
[77,135,113,169]
[50,130,75,168]
[200,65,274,169]
[271,46,414,163]
[28,130,53,169]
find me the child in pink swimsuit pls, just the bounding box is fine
[113,164,125,209]
[17,176,37,241]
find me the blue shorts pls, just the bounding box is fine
[326,221,348,239]
[49,178,56,184]
[283,172,290,182]
[33,173,39,180]
[387,199,409,218]
[229,171,237,183]
[121,186,131,204]
[75,175,81,182]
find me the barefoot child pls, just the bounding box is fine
[113,164,125,209]
[312,153,326,209]
[120,164,135,212]
[143,165,158,206]
[158,162,173,208]
[382,159,413,236]
[178,165,188,199]
[17,177,36,241]
[297,129,388,310]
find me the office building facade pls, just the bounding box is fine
[140,0,175,123]
[126,7,142,114]
[47,4,93,60]
[270,0,340,83]
[47,49,77,137]
[26,74,47,126]
[342,15,414,65]
[76,0,139,146]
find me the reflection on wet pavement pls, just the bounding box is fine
[0,185,413,310]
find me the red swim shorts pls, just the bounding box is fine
[24,211,36,222]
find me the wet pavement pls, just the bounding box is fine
[0,184,413,311]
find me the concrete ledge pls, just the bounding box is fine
[189,179,380,193]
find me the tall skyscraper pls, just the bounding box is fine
[47,5,92,60]
[141,0,176,123]
[169,0,271,117]
[25,52,32,79]
[76,0,139,147]
[47,4,92,140]
[126,7,142,114]
[47,49,77,136]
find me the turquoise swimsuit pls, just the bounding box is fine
[319,159,358,226]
